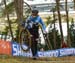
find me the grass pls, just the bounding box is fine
[0,55,75,63]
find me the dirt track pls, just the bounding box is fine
[0,55,75,63]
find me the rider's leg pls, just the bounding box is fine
[31,38,38,57]
[29,28,39,59]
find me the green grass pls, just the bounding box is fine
[0,55,75,63]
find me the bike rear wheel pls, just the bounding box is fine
[20,28,31,52]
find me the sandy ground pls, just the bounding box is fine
[0,55,75,63]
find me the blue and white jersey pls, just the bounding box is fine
[25,15,46,31]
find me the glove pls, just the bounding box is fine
[43,30,47,35]
[43,30,47,39]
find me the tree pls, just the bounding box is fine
[14,0,31,42]
[65,0,71,47]
[3,0,14,40]
[14,0,23,42]
[0,0,31,42]
[51,7,57,49]
[2,2,14,16]
[48,26,61,49]
[45,14,61,50]
[74,0,75,10]
[56,0,64,47]
[69,19,75,47]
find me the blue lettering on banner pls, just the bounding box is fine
[12,42,32,57]
[59,48,74,56]
[12,44,18,56]
[38,51,44,57]
[12,42,75,57]
[38,50,59,57]
[73,48,75,55]
[43,50,58,57]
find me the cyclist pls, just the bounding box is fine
[25,10,46,59]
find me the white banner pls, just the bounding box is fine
[12,43,75,57]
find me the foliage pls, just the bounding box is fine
[38,28,63,50]
[37,43,45,51]
[45,16,52,26]
[69,19,75,47]
[45,15,61,50]
[0,1,31,41]
[2,2,15,16]
[47,28,61,50]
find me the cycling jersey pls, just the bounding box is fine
[25,15,46,31]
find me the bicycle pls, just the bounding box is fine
[19,26,31,52]
[19,22,52,52]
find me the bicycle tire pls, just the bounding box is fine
[20,28,31,52]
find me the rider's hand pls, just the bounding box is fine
[43,30,47,39]
[43,30,47,35]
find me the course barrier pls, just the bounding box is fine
[12,42,75,57]
[0,40,75,57]
[0,40,11,55]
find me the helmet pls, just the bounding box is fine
[32,10,39,14]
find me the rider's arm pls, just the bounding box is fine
[24,16,31,28]
[39,17,46,31]
[26,16,31,22]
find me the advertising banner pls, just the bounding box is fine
[12,43,75,57]
[12,42,32,57]
[38,50,59,57]
[59,48,74,56]
[0,40,74,57]
[0,40,11,55]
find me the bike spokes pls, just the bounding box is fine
[20,29,31,52]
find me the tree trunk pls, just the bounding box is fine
[74,0,75,10]
[4,0,14,41]
[14,0,23,42]
[14,0,23,21]
[53,10,56,49]
[65,0,71,47]
[56,0,64,47]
